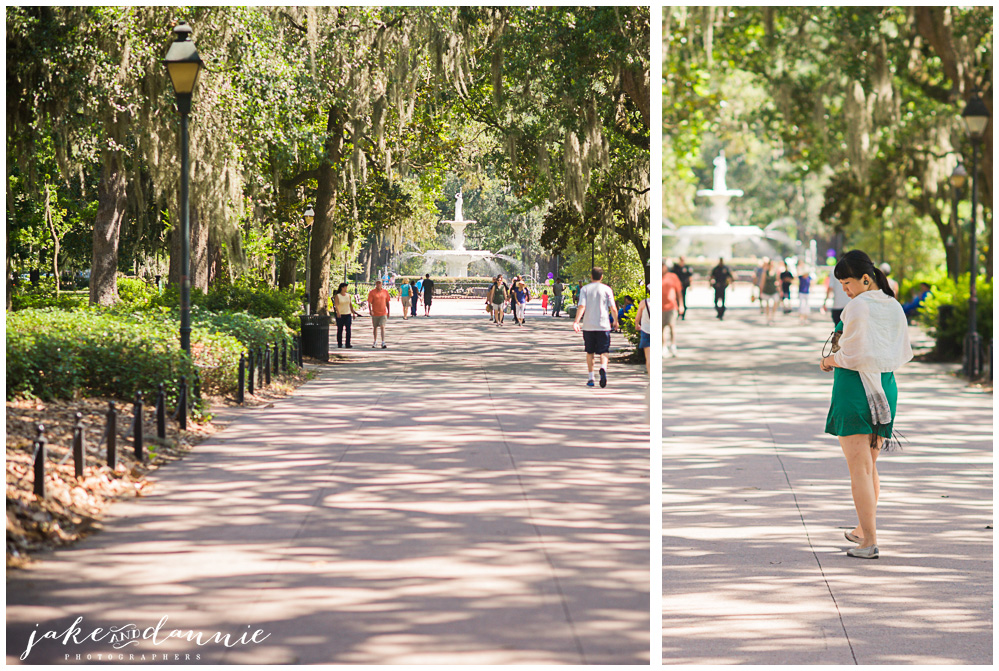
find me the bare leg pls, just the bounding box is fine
[850,437,881,539]
[840,434,881,548]
[586,352,595,373]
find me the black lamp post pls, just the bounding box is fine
[960,93,989,378]
[303,206,315,314]
[949,163,968,280]
[163,21,204,355]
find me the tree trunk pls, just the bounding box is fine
[277,252,297,289]
[190,204,209,292]
[89,153,127,305]
[309,106,347,314]
[207,231,224,286]
[44,184,60,296]
[168,222,180,287]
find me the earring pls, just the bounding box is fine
[863,280,869,285]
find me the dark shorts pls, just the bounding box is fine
[639,330,651,349]
[582,330,611,354]
[424,296,432,305]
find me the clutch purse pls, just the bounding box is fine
[822,330,842,358]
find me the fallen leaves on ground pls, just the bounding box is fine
[6,368,309,567]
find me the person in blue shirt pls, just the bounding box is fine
[902,283,931,320]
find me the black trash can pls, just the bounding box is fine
[300,314,331,362]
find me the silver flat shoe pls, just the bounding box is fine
[846,545,879,559]
[844,531,863,544]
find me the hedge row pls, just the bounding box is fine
[6,308,295,402]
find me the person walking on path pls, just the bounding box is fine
[635,293,651,373]
[709,257,734,320]
[367,279,391,349]
[573,266,618,387]
[421,274,435,317]
[398,279,412,320]
[333,282,360,348]
[797,269,813,324]
[542,290,549,316]
[820,250,912,560]
[487,275,507,326]
[824,271,851,325]
[879,262,900,298]
[780,263,795,314]
[662,262,683,357]
[409,279,419,317]
[758,258,779,325]
[671,256,693,320]
[512,279,529,325]
[552,277,564,317]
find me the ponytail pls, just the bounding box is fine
[871,267,894,298]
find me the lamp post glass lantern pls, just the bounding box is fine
[163,21,204,355]
[960,93,989,378]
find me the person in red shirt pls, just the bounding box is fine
[367,280,391,349]
[662,260,684,357]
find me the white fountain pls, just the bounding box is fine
[423,191,495,277]
[666,151,779,260]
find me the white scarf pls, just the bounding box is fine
[832,289,913,431]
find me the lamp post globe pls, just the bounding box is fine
[163,21,204,356]
[960,93,990,378]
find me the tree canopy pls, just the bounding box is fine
[7,6,651,311]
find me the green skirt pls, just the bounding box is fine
[825,368,897,437]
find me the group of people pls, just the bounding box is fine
[486,274,533,326]
[331,274,436,349]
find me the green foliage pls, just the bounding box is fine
[916,272,993,360]
[10,279,88,311]
[6,309,199,402]
[7,305,296,403]
[142,278,301,329]
[116,277,157,306]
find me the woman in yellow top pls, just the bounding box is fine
[332,282,360,348]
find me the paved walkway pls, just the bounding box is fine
[7,299,649,665]
[663,288,993,664]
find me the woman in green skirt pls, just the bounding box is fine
[820,250,912,559]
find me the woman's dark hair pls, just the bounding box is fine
[337,282,348,293]
[834,250,894,298]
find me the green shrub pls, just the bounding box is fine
[6,309,198,402]
[917,273,993,360]
[10,278,88,311]
[116,276,158,305]
[143,278,300,328]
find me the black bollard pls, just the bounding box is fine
[248,350,255,395]
[273,342,279,377]
[178,376,188,431]
[264,347,271,386]
[193,370,201,411]
[156,383,166,440]
[33,424,46,498]
[73,412,85,478]
[282,339,287,373]
[238,353,245,404]
[134,392,144,461]
[257,347,264,388]
[296,335,303,367]
[107,401,118,470]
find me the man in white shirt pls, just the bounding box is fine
[573,266,618,387]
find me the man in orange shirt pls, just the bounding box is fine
[662,259,684,357]
[367,279,391,349]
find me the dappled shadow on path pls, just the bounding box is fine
[663,312,992,665]
[8,312,649,665]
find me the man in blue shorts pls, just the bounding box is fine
[572,266,618,387]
